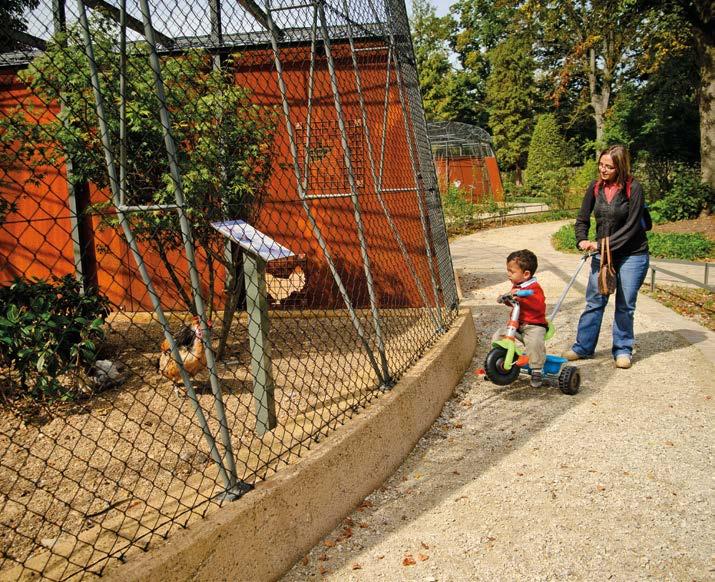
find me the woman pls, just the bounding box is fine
[563,145,650,369]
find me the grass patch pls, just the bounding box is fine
[551,220,715,260]
[641,285,715,331]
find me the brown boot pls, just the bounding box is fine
[615,356,632,369]
[562,349,582,361]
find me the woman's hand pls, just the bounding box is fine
[578,240,598,252]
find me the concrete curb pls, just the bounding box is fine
[105,308,477,582]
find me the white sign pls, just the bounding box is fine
[211,220,294,262]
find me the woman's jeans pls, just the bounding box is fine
[571,252,650,359]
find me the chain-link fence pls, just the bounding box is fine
[0,0,458,578]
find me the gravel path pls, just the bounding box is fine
[282,220,715,581]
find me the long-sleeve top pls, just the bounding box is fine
[512,277,547,327]
[575,178,649,259]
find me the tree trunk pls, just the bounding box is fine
[698,37,715,190]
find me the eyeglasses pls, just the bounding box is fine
[598,163,616,170]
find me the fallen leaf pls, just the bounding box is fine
[358,522,369,529]
[344,517,354,526]
[403,555,416,566]
[319,565,329,575]
[301,556,309,566]
[452,470,460,475]
[418,553,429,561]
[318,553,328,561]
[351,563,362,570]
[516,472,524,476]
[376,555,385,560]
[664,441,674,446]
[323,540,336,548]
[453,423,463,429]
[360,500,374,509]
[596,485,606,492]
[421,541,430,550]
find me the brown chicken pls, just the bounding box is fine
[158,316,209,388]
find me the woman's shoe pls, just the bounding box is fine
[615,356,632,369]
[562,349,582,361]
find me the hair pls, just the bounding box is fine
[599,144,631,187]
[507,249,538,275]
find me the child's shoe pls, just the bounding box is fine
[530,370,543,388]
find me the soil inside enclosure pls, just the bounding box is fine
[0,307,443,580]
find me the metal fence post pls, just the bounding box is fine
[242,252,277,435]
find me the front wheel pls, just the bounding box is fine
[484,348,520,386]
[558,366,581,395]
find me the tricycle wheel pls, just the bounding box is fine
[484,348,521,386]
[558,366,580,395]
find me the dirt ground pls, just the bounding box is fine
[0,309,441,579]
[651,214,715,240]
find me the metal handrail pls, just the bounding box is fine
[649,260,714,292]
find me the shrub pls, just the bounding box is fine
[524,114,570,192]
[0,276,110,401]
[647,232,713,260]
[551,221,714,261]
[648,165,714,223]
[570,159,598,193]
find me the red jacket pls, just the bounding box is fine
[512,278,547,326]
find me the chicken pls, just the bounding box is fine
[158,316,210,390]
[265,265,306,304]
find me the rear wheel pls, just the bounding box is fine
[484,348,520,386]
[558,366,580,395]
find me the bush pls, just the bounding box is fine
[524,114,570,192]
[551,221,713,260]
[570,159,598,193]
[648,165,714,223]
[0,276,110,401]
[647,232,713,260]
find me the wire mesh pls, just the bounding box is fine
[427,120,502,206]
[0,0,458,578]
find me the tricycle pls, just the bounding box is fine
[481,253,593,395]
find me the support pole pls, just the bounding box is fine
[136,0,241,492]
[75,0,238,494]
[242,253,277,435]
[263,0,387,388]
[317,1,391,384]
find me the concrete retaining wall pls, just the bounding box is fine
[106,308,477,582]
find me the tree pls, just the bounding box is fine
[485,33,538,185]
[410,0,454,120]
[525,113,571,207]
[638,0,714,188]
[448,0,516,127]
[1,0,40,51]
[527,0,644,145]
[1,16,277,320]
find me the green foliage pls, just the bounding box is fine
[649,166,715,222]
[442,184,479,226]
[570,159,598,193]
[0,276,110,401]
[646,233,713,261]
[552,221,714,261]
[485,34,537,181]
[0,0,40,51]
[525,114,570,192]
[410,0,458,121]
[551,220,596,252]
[1,15,277,312]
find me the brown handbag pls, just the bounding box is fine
[597,237,616,295]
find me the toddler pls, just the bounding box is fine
[493,249,548,387]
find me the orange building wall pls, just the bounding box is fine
[0,42,438,312]
[434,155,504,203]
